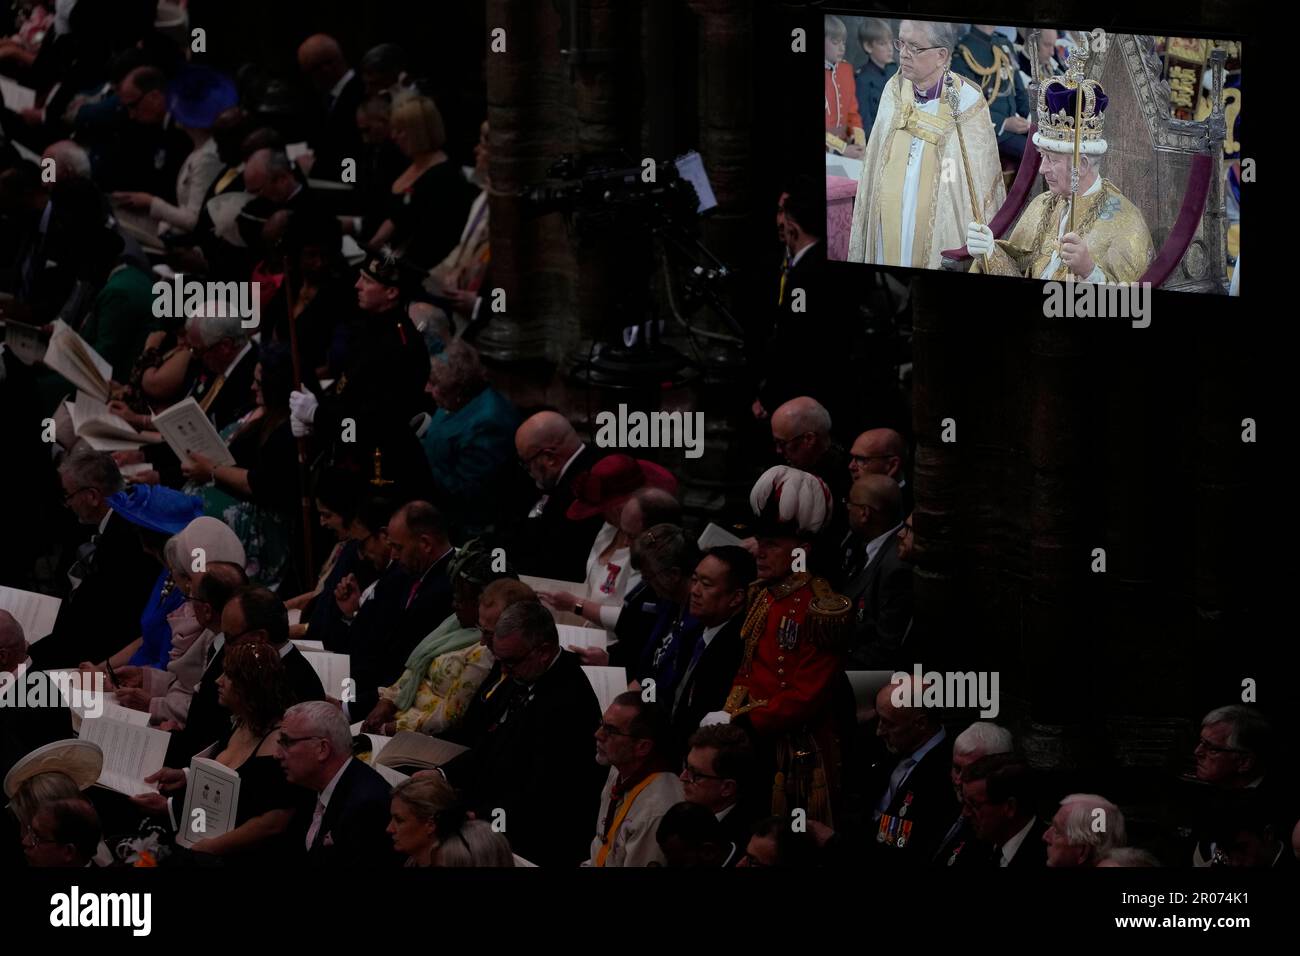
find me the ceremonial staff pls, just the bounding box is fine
[283,249,316,584]
[945,71,991,271]
[1067,34,1091,239]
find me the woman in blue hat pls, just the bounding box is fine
[79,484,203,675]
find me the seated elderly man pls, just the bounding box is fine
[439,600,606,867]
[29,446,159,670]
[508,410,605,581]
[960,754,1046,867]
[22,798,103,868]
[278,701,399,866]
[1187,704,1273,866]
[934,721,1014,866]
[587,692,684,867]
[1043,793,1127,867]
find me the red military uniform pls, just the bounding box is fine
[726,571,850,824]
[824,60,863,141]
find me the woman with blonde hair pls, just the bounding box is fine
[365,93,476,269]
[387,775,459,867]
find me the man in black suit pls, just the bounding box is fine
[351,501,454,717]
[671,546,754,749]
[840,475,911,668]
[932,720,1014,867]
[961,753,1047,868]
[509,410,604,582]
[680,724,760,865]
[29,447,159,670]
[754,180,853,428]
[0,612,72,784]
[297,34,365,180]
[866,675,957,865]
[440,600,606,867]
[278,700,399,866]
[97,67,193,201]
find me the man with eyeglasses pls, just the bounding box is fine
[585,692,683,866]
[22,798,102,868]
[98,66,190,202]
[439,600,605,867]
[1184,704,1274,866]
[967,48,1153,283]
[848,19,1005,269]
[847,427,911,515]
[952,25,1032,163]
[770,397,849,573]
[278,700,399,866]
[839,475,910,669]
[29,446,158,670]
[680,724,757,865]
[507,410,604,581]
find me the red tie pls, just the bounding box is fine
[405,579,421,610]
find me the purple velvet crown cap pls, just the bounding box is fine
[1044,81,1108,118]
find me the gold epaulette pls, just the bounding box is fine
[804,577,852,651]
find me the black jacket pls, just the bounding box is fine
[28,511,160,670]
[865,731,957,866]
[319,554,454,718]
[308,72,366,182]
[441,649,606,867]
[670,613,745,754]
[506,444,605,583]
[292,757,402,867]
[841,533,912,670]
[0,670,75,783]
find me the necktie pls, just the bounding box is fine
[305,798,327,850]
[876,757,916,815]
[778,254,791,305]
[673,633,709,714]
[404,578,421,610]
[67,534,100,590]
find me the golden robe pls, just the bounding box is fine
[848,72,1005,269]
[972,178,1154,283]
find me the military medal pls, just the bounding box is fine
[899,791,913,818]
[777,614,800,650]
[948,840,965,866]
[897,819,913,848]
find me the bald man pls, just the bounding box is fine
[841,475,911,668]
[508,411,605,580]
[770,397,850,574]
[869,675,956,863]
[0,612,71,785]
[297,34,365,178]
[848,427,912,516]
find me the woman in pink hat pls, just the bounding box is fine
[537,455,677,633]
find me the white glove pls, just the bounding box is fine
[699,710,731,728]
[966,221,994,256]
[290,416,312,438]
[289,387,318,425]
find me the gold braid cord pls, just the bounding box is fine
[958,43,1007,105]
[804,578,852,650]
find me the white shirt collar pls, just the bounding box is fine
[276,642,292,659]
[97,508,114,535]
[790,239,819,268]
[558,443,587,483]
[863,522,903,568]
[319,757,352,807]
[700,622,726,647]
[223,341,253,380]
[999,815,1037,866]
[329,68,356,101]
